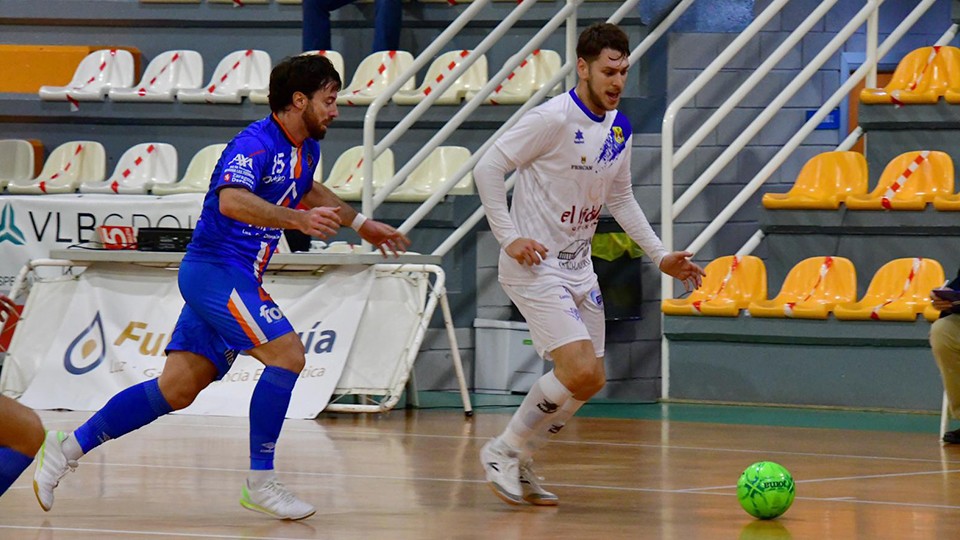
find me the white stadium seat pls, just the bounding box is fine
[177,50,271,104]
[109,50,204,102]
[153,143,227,195]
[80,143,178,194]
[39,49,135,102]
[7,141,106,195]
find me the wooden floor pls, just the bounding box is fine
[2,407,960,539]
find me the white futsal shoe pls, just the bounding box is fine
[480,438,523,505]
[33,431,78,511]
[240,478,316,520]
[519,459,559,506]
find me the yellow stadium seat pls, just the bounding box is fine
[861,46,960,104]
[762,151,867,209]
[924,303,944,322]
[747,256,857,319]
[833,258,944,321]
[661,255,766,317]
[845,151,953,210]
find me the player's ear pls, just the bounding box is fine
[576,57,589,81]
[292,91,308,109]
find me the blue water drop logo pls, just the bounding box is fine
[64,312,106,375]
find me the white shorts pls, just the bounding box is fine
[501,277,605,361]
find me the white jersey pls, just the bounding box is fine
[486,89,666,286]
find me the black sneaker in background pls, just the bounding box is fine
[943,428,960,444]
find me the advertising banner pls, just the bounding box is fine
[0,194,203,292]
[7,264,374,419]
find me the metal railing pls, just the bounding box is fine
[430,0,696,256]
[659,0,947,399]
[354,0,695,256]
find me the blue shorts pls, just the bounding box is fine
[165,260,294,378]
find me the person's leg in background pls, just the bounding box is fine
[372,0,402,52]
[931,314,960,443]
[303,0,358,52]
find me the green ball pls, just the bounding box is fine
[737,461,796,520]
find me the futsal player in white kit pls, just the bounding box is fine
[474,23,705,506]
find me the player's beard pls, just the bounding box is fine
[586,77,618,112]
[303,103,328,140]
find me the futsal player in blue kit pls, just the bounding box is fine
[32,54,410,520]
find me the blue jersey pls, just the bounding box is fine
[184,114,320,280]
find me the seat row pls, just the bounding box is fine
[662,255,945,322]
[762,150,960,210]
[38,48,560,106]
[0,139,475,201]
[861,46,960,105]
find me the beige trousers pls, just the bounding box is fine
[930,314,960,419]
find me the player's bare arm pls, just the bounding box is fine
[300,181,411,257]
[659,250,706,292]
[219,186,340,238]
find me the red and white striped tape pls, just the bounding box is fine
[783,256,833,316]
[39,143,84,194]
[890,46,940,106]
[67,49,118,111]
[207,50,253,95]
[137,52,182,96]
[489,50,540,105]
[692,256,740,313]
[881,151,929,209]
[345,51,399,105]
[335,157,364,188]
[111,144,156,193]
[869,257,922,319]
[420,50,470,98]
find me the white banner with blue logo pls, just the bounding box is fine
[0,194,203,293]
[5,263,374,419]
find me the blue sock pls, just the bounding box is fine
[249,366,298,471]
[0,446,34,496]
[73,378,173,454]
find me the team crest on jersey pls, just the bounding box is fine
[613,126,624,144]
[574,129,584,144]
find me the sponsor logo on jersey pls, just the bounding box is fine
[613,126,624,144]
[571,154,593,171]
[560,205,602,227]
[230,154,254,170]
[574,129,584,144]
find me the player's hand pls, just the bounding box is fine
[505,238,548,266]
[659,251,706,292]
[298,206,341,238]
[930,292,956,312]
[358,220,411,257]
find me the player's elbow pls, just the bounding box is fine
[218,189,244,221]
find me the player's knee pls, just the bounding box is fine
[161,384,202,411]
[564,364,605,395]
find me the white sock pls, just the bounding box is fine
[499,370,572,452]
[521,396,586,460]
[248,469,277,489]
[62,432,84,462]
